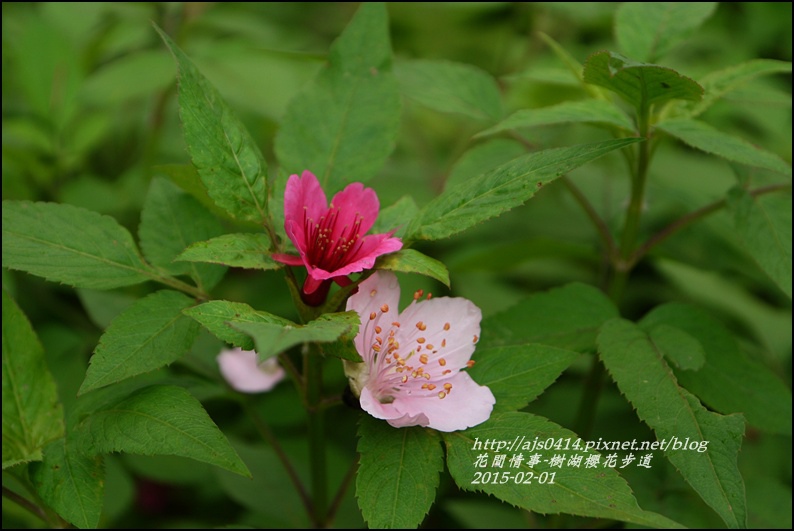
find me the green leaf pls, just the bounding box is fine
[183,300,293,351]
[395,59,502,121]
[597,318,747,528]
[683,59,793,118]
[76,385,250,477]
[232,312,360,361]
[657,118,792,176]
[480,282,619,352]
[476,100,635,139]
[139,178,226,291]
[727,187,792,298]
[640,303,792,435]
[468,345,580,412]
[643,323,706,371]
[371,195,420,238]
[615,2,717,63]
[375,249,450,287]
[176,233,282,271]
[444,411,684,528]
[154,163,242,224]
[274,2,401,189]
[583,51,703,109]
[30,438,104,529]
[407,138,643,241]
[2,290,65,469]
[155,26,269,224]
[79,290,201,395]
[2,201,151,289]
[357,416,443,529]
[445,139,526,191]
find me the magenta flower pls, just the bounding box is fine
[273,171,403,306]
[217,347,286,393]
[344,271,495,432]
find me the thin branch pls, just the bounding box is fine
[561,177,617,257]
[2,486,50,526]
[629,182,792,268]
[241,397,313,517]
[325,456,359,527]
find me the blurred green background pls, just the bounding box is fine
[3,2,791,528]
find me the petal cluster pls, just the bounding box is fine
[217,347,286,393]
[273,171,402,304]
[345,272,495,432]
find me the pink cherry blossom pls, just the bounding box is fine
[344,271,495,432]
[217,347,286,393]
[273,171,403,306]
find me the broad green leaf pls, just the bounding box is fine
[183,300,292,351]
[154,163,241,224]
[139,178,226,291]
[375,249,450,287]
[2,290,65,468]
[76,289,137,330]
[683,59,793,118]
[640,303,792,435]
[76,385,250,477]
[480,282,619,352]
[176,233,282,271]
[644,323,706,371]
[155,26,269,224]
[476,100,635,139]
[30,438,104,529]
[395,59,502,121]
[583,51,703,110]
[657,118,792,176]
[232,312,360,361]
[79,290,201,395]
[357,416,443,529]
[275,3,400,190]
[445,139,526,191]
[407,138,643,241]
[468,345,580,412]
[2,201,152,289]
[727,187,792,298]
[615,2,717,63]
[371,195,420,238]
[597,318,746,528]
[445,411,684,528]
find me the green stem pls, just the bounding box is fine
[305,344,327,527]
[575,100,653,439]
[629,181,792,268]
[326,457,359,527]
[147,269,208,300]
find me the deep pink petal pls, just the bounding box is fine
[329,182,380,235]
[345,272,400,364]
[272,253,305,266]
[283,171,328,231]
[309,233,403,280]
[217,348,285,393]
[392,372,494,432]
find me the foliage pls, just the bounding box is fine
[2,2,791,529]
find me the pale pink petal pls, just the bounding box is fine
[310,233,403,280]
[360,386,430,428]
[393,372,494,432]
[329,182,380,235]
[396,296,481,373]
[346,272,400,362]
[217,348,285,393]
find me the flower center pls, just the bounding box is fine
[303,205,365,271]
